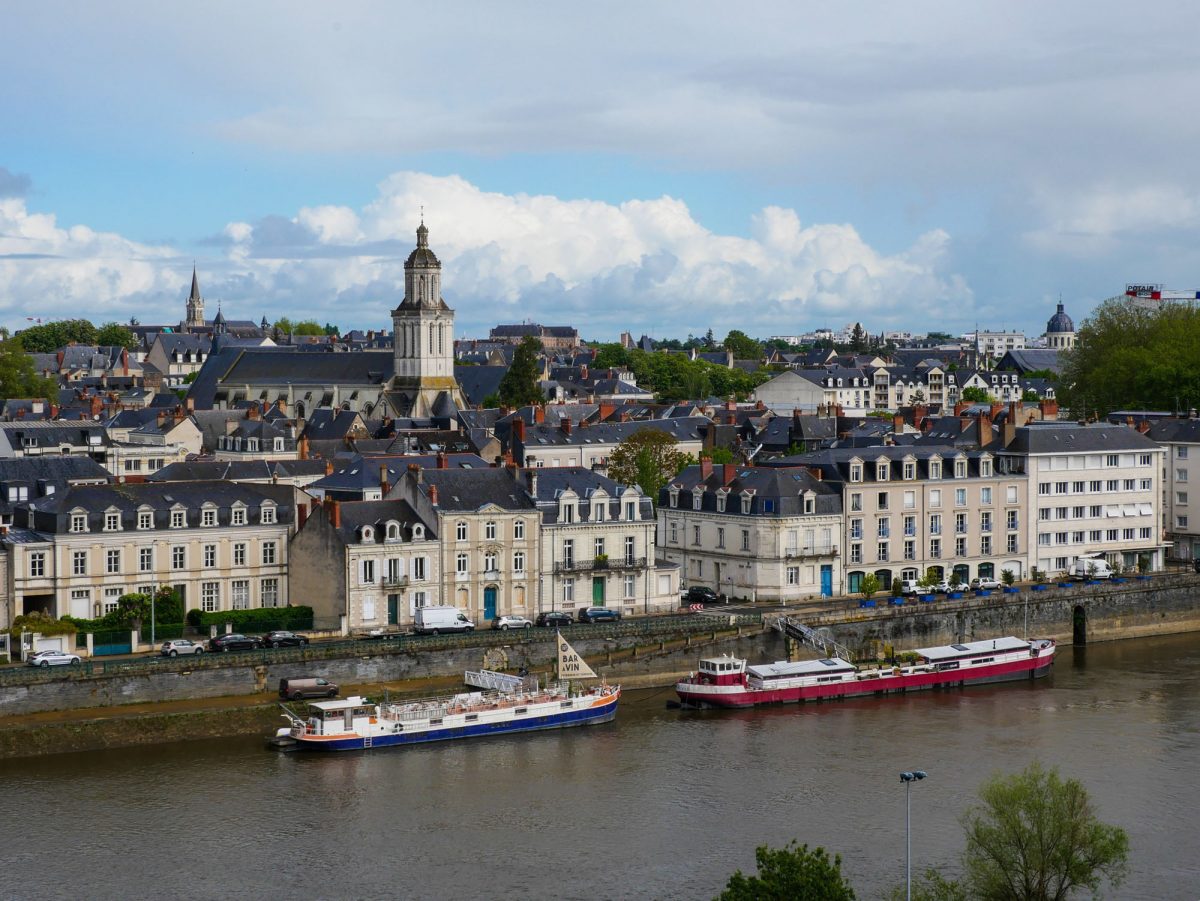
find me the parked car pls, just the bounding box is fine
[930,580,952,593]
[27,649,81,667]
[491,615,533,631]
[970,577,1002,590]
[208,633,262,652]
[1068,555,1114,580]
[261,630,310,648]
[683,586,721,606]
[279,677,339,700]
[578,606,622,624]
[160,639,204,657]
[898,579,921,596]
[535,611,573,628]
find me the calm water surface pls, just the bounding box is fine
[5,634,1200,900]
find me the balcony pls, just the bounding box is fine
[553,556,647,573]
[785,544,838,558]
[382,576,410,589]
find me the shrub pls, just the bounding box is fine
[187,606,314,633]
[1001,569,1015,586]
[6,612,78,637]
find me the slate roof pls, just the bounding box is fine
[146,459,328,482]
[1003,422,1161,454]
[329,498,437,545]
[526,466,652,525]
[996,349,1063,375]
[1146,419,1200,443]
[0,456,111,514]
[416,467,536,512]
[313,453,490,493]
[517,415,710,449]
[775,445,999,483]
[663,464,842,517]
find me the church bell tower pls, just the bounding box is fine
[185,266,205,329]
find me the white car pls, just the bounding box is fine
[491,615,533,631]
[160,639,204,657]
[970,577,1002,590]
[27,649,81,667]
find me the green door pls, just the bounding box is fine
[592,576,605,606]
[387,594,399,625]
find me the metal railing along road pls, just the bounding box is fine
[0,612,764,688]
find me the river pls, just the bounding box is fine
[6,633,1200,900]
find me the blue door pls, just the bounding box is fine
[484,586,498,620]
[820,565,833,597]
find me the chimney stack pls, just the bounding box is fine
[892,412,904,433]
[700,456,713,481]
[534,406,545,424]
[298,504,308,529]
[298,436,309,460]
[526,468,539,497]
[329,500,341,529]
[380,464,390,496]
[562,416,572,436]
[429,484,440,506]
[513,417,527,443]
[437,451,448,469]
[954,401,968,416]
[721,463,737,486]
[325,459,334,476]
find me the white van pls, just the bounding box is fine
[1068,555,1113,581]
[414,605,475,635]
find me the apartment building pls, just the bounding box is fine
[528,467,676,617]
[1147,418,1200,560]
[794,447,1029,591]
[289,499,441,633]
[509,415,708,471]
[997,423,1165,576]
[658,461,843,601]
[0,481,293,627]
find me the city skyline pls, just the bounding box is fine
[3,2,1199,338]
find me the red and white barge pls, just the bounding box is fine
[675,636,1055,709]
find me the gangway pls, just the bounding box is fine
[774,616,853,662]
[464,669,527,692]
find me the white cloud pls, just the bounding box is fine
[0,172,972,336]
[1023,183,1200,257]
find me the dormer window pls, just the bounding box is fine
[716,490,727,513]
[669,487,679,508]
[560,502,575,523]
[954,459,967,479]
[413,524,425,540]
[261,504,276,525]
[361,526,375,543]
[386,522,401,541]
[850,464,863,483]
[231,505,246,526]
[876,462,890,482]
[903,461,916,481]
[929,460,942,480]
[104,511,121,532]
[803,494,815,515]
[201,505,217,527]
[592,503,605,523]
[980,458,993,478]
[692,490,703,511]
[170,508,186,529]
[69,512,88,533]
[274,438,284,452]
[741,493,752,514]
[137,510,154,530]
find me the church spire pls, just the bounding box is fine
[190,264,201,302]
[185,264,206,330]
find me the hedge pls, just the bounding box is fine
[6,613,78,638]
[186,606,314,633]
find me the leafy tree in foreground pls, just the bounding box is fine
[0,337,57,401]
[607,429,689,501]
[497,335,545,407]
[717,841,856,901]
[859,573,881,600]
[16,318,98,352]
[960,386,993,403]
[722,329,762,360]
[96,321,139,350]
[960,762,1129,900]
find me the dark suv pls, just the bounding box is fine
[577,606,621,624]
[683,586,721,606]
[536,611,573,628]
[261,630,310,648]
[208,633,262,652]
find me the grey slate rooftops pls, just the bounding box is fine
[525,466,651,524]
[1147,418,1200,443]
[313,453,489,493]
[417,467,536,512]
[518,416,709,448]
[1002,421,1161,454]
[662,464,842,517]
[328,498,437,545]
[774,445,1002,482]
[147,460,329,482]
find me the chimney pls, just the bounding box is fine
[437,451,448,469]
[599,401,616,421]
[979,412,993,447]
[1136,419,1151,435]
[1001,416,1016,449]
[121,347,129,377]
[562,417,572,436]
[298,436,309,460]
[49,404,59,419]
[275,399,287,416]
[913,403,928,427]
[1008,400,1018,423]
[834,403,844,418]
[1039,399,1059,420]
[325,459,334,476]
[892,412,904,433]
[298,504,308,529]
[579,416,589,428]
[700,456,713,481]
[534,406,545,424]
[513,417,526,443]
[954,401,968,416]
[526,468,539,496]
[755,400,765,411]
[380,464,391,496]
[580,363,589,380]
[247,403,260,421]
[185,397,195,412]
[725,397,736,413]
[429,484,439,506]
[329,500,341,529]
[721,463,737,486]
[811,466,822,481]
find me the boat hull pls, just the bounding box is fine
[677,654,1053,709]
[293,692,619,752]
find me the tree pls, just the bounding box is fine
[859,573,881,600]
[0,337,57,401]
[96,322,139,350]
[113,593,152,628]
[723,329,762,360]
[708,447,735,464]
[1001,569,1016,586]
[497,335,545,407]
[849,322,868,353]
[960,386,993,403]
[960,762,1129,900]
[1021,389,1041,402]
[607,429,689,500]
[717,841,856,901]
[272,317,325,337]
[16,319,98,352]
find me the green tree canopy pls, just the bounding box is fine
[717,842,856,901]
[273,317,326,336]
[497,335,545,407]
[723,329,762,360]
[960,762,1129,900]
[587,342,770,403]
[859,573,881,599]
[960,386,994,403]
[96,322,139,350]
[0,337,57,401]
[17,319,98,352]
[607,429,690,500]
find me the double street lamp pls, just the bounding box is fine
[900,770,928,901]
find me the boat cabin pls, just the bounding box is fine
[302,696,374,735]
[913,637,1032,672]
[696,655,748,686]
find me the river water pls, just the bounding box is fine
[6,633,1200,900]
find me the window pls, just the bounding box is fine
[1007,510,1019,530]
[980,487,992,505]
[171,546,185,570]
[1055,532,1068,545]
[104,511,121,532]
[1038,533,1051,547]
[70,513,87,533]
[670,521,678,543]
[877,517,890,538]
[563,539,574,567]
[513,519,525,540]
[850,518,863,540]
[29,552,45,577]
[233,542,246,566]
[1123,528,1135,541]
[1007,486,1018,504]
[624,573,635,598]
[1140,479,1152,490]
[201,581,220,612]
[201,507,217,527]
[955,488,967,507]
[454,551,469,575]
[980,512,992,532]
[1124,479,1136,491]
[513,551,525,574]
[106,549,121,574]
[357,559,375,584]
[903,515,916,536]
[877,542,889,561]
[850,464,863,482]
[70,588,90,610]
[231,506,246,526]
[692,493,702,511]
[171,509,186,529]
[786,566,800,586]
[850,543,862,564]
[904,539,915,560]
[138,511,153,530]
[386,558,401,583]
[980,535,992,554]
[103,588,121,614]
[903,462,916,481]
[955,512,967,534]
[1055,507,1068,520]
[1106,480,1119,491]
[1090,480,1102,492]
[877,492,889,511]
[903,490,915,510]
[261,577,280,607]
[850,493,862,512]
[715,493,726,513]
[1090,530,1102,542]
[876,462,890,481]
[803,495,815,515]
[262,541,277,565]
[625,501,637,521]
[1178,516,1189,529]
[203,544,217,568]
[1178,492,1189,505]
[1107,529,1118,541]
[625,535,636,564]
[692,525,701,546]
[929,514,942,535]
[563,577,575,603]
[1007,534,1018,553]
[741,529,750,551]
[456,521,468,541]
[139,547,153,572]
[261,505,276,524]
[231,580,250,611]
[929,489,941,507]
[981,459,992,477]
[594,502,607,521]
[1107,455,1120,467]
[955,460,967,479]
[716,527,725,549]
[930,538,941,558]
[484,551,498,573]
[485,521,497,540]
[955,537,966,557]
[929,461,942,480]
[1177,469,1188,483]
[594,538,606,558]
[740,494,751,514]
[1038,482,1051,496]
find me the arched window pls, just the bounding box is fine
[361,526,374,543]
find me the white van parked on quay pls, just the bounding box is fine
[1068,554,1113,581]
[413,606,475,635]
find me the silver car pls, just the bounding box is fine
[27,649,81,667]
[160,639,204,657]
[491,615,533,631]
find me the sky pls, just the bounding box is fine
[2,2,1200,341]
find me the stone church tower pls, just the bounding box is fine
[185,266,205,329]
[390,222,466,417]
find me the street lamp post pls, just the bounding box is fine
[900,770,927,901]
